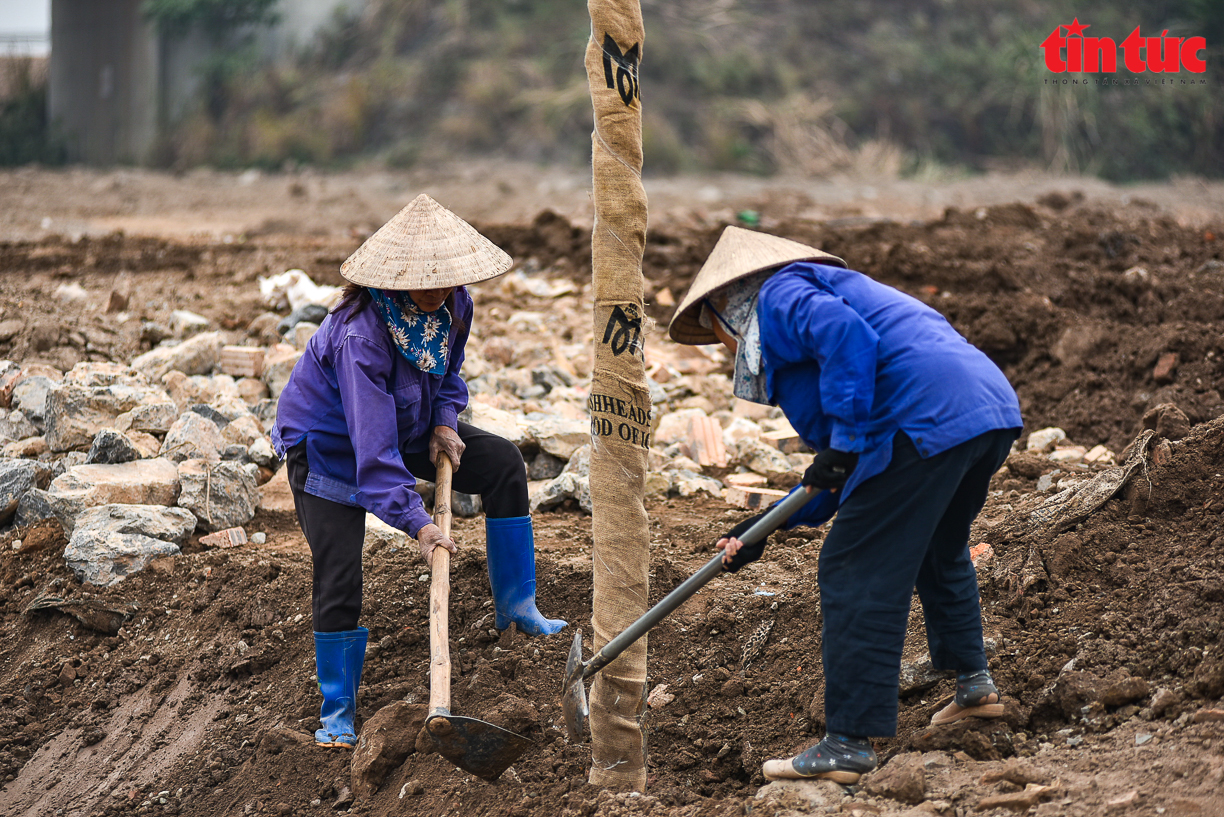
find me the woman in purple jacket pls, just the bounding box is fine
[273,195,566,748]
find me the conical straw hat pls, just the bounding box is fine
[340,194,513,289]
[668,226,844,344]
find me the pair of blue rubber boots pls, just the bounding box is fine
[313,517,566,747]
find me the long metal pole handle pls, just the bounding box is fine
[582,487,818,679]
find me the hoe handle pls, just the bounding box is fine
[583,487,816,680]
[427,456,455,722]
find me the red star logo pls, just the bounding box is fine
[1064,18,1089,36]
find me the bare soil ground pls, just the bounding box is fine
[0,165,1222,817]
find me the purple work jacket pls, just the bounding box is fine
[271,288,472,537]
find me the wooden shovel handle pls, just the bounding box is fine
[427,456,455,721]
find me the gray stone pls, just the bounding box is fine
[1027,427,1067,453]
[364,513,408,552]
[235,376,269,405]
[43,371,175,452]
[64,504,196,586]
[162,371,241,412]
[899,655,954,695]
[61,362,148,389]
[467,403,528,447]
[168,310,210,337]
[116,400,180,435]
[524,415,587,460]
[670,469,723,498]
[529,445,591,513]
[277,303,329,337]
[291,321,319,350]
[140,320,172,347]
[160,412,226,463]
[14,488,64,527]
[188,403,231,428]
[733,437,793,478]
[1,435,47,459]
[176,459,261,532]
[49,451,88,480]
[0,409,39,443]
[531,366,573,393]
[130,331,224,381]
[261,349,302,400]
[11,375,54,429]
[221,414,264,447]
[452,492,482,518]
[86,430,140,465]
[644,470,673,500]
[527,450,565,480]
[247,312,282,344]
[221,444,249,461]
[247,437,278,469]
[251,399,278,427]
[0,459,52,525]
[48,458,182,529]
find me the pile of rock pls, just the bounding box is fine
[460,388,812,514]
[0,269,828,585]
[0,327,286,585]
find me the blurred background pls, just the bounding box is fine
[0,0,1221,181]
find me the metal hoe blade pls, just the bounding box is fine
[424,712,535,782]
[562,630,590,742]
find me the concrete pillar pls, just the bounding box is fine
[49,0,158,164]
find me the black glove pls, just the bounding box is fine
[802,448,859,490]
[720,511,767,573]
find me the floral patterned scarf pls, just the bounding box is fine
[367,288,451,375]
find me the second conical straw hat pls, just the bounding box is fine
[340,194,513,289]
[668,226,844,344]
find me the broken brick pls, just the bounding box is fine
[219,346,265,378]
[725,486,788,510]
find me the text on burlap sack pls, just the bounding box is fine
[602,304,643,357]
[602,34,641,107]
[589,393,651,448]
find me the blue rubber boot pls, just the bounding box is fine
[313,627,368,747]
[485,516,567,636]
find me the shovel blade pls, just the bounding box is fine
[562,629,589,743]
[424,714,534,782]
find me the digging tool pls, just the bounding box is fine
[562,486,818,741]
[421,455,534,781]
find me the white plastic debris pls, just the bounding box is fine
[258,269,342,312]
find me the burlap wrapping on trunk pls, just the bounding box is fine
[585,0,651,793]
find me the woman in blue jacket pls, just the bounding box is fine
[273,195,565,749]
[668,227,1022,784]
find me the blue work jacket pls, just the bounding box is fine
[271,288,472,537]
[760,263,1023,528]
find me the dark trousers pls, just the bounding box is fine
[819,429,1015,737]
[286,421,529,632]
